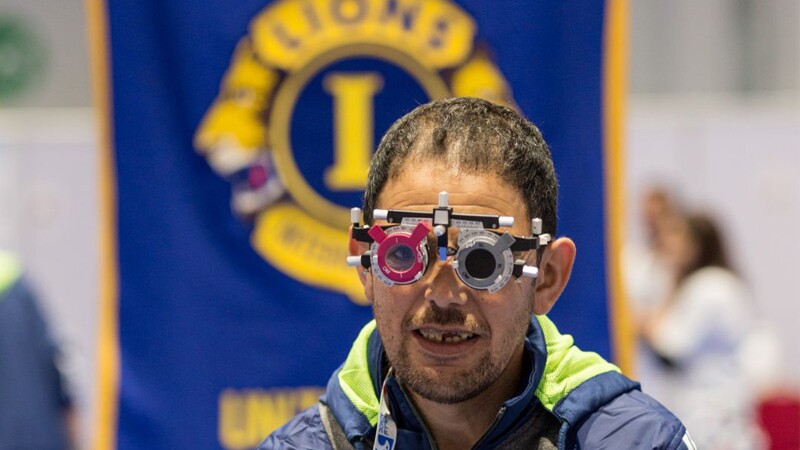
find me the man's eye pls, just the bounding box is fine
[384,243,416,272]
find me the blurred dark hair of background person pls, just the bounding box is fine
[673,214,732,282]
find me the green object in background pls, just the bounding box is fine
[0,16,46,102]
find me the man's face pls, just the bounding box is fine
[367,161,535,404]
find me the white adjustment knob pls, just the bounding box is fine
[521,265,539,278]
[346,256,362,267]
[438,191,449,207]
[434,225,447,237]
[532,218,543,235]
[539,234,551,246]
[350,207,362,225]
[373,209,389,220]
[498,216,514,228]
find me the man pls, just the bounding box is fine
[0,250,76,449]
[260,98,692,449]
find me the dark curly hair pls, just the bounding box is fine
[363,97,558,234]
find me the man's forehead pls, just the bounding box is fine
[378,192,512,217]
[376,162,531,230]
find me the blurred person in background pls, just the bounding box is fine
[624,187,681,407]
[0,250,76,449]
[624,186,679,320]
[640,212,766,450]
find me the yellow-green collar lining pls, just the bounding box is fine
[0,250,22,296]
[337,319,380,426]
[533,315,620,412]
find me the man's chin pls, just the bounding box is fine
[395,361,498,405]
[403,375,488,404]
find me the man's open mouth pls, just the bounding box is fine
[417,328,477,343]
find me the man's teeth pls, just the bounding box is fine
[419,329,475,343]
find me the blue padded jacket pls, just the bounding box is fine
[259,316,695,450]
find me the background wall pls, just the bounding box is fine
[627,0,800,380]
[0,1,798,448]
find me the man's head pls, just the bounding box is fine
[351,97,575,406]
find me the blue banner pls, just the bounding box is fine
[92,1,627,448]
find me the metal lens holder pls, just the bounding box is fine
[452,229,516,293]
[347,191,552,291]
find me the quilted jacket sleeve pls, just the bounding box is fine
[257,404,334,450]
[572,390,693,449]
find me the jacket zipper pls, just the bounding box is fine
[407,398,438,449]
[395,381,439,449]
[471,405,507,449]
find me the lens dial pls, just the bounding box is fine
[455,230,515,292]
[369,222,430,286]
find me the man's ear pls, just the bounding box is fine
[348,226,373,300]
[531,237,576,315]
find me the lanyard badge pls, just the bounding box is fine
[348,191,551,293]
[373,371,398,450]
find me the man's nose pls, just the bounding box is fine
[423,261,469,309]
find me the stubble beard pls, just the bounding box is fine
[393,342,500,404]
[377,303,529,405]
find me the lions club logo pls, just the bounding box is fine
[194,0,517,304]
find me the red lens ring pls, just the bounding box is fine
[371,223,430,284]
